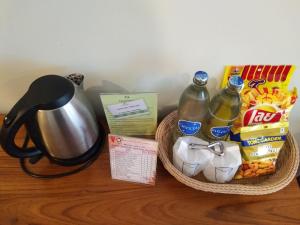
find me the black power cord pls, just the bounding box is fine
[19,130,106,179]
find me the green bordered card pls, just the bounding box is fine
[100,93,158,136]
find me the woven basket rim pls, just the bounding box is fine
[155,111,300,195]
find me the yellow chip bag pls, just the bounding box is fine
[221,65,297,134]
[235,122,288,179]
[221,65,297,179]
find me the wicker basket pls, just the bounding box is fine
[155,111,300,195]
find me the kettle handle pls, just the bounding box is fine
[0,93,42,158]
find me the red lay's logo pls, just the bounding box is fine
[243,106,282,126]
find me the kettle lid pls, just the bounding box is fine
[29,75,74,109]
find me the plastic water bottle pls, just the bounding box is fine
[202,75,244,141]
[173,71,210,142]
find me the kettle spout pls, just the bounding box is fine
[65,73,84,89]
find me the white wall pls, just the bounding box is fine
[1,0,300,141]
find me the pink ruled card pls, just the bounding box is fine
[108,134,158,185]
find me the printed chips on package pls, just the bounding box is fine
[221,65,297,134]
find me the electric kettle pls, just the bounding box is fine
[0,74,105,177]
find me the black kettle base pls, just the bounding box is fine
[19,129,106,179]
[49,135,105,167]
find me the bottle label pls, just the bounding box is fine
[178,120,201,135]
[210,126,230,138]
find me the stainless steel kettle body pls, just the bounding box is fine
[37,78,99,159]
[0,74,104,167]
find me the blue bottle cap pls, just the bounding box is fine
[228,75,244,91]
[193,71,208,85]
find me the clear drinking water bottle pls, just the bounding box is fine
[202,75,244,141]
[173,71,210,142]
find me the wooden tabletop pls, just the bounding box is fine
[0,115,299,225]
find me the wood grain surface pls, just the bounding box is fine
[0,115,299,225]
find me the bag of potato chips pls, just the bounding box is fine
[234,122,288,179]
[221,65,297,134]
[221,65,297,179]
